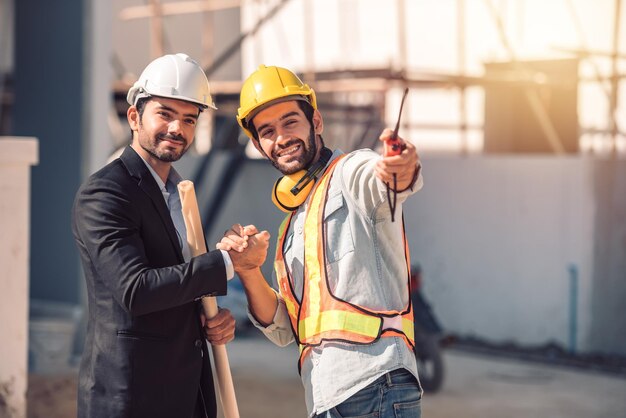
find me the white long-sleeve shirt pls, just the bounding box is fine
[250,149,423,417]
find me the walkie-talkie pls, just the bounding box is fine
[384,88,409,222]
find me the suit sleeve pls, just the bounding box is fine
[72,176,227,316]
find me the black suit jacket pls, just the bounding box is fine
[72,146,227,418]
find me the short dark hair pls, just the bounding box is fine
[248,100,315,141]
[128,97,150,137]
[136,97,149,120]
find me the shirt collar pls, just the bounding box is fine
[137,154,183,194]
[328,149,343,165]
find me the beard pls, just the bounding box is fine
[141,132,189,162]
[270,126,317,175]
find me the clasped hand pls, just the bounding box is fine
[217,224,270,273]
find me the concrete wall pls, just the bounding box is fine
[200,153,626,356]
[0,137,38,418]
[405,155,625,355]
[403,156,595,348]
[588,160,626,355]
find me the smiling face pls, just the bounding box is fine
[250,100,324,175]
[128,96,200,165]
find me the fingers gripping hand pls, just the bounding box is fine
[242,224,259,236]
[204,307,236,345]
[230,230,271,273]
[216,223,249,252]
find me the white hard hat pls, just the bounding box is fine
[126,53,217,110]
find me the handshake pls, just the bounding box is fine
[217,224,270,273]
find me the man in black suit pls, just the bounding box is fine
[72,53,269,418]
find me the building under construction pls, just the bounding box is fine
[1,0,625,415]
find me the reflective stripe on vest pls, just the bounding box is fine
[274,155,414,371]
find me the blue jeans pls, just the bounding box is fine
[315,369,422,418]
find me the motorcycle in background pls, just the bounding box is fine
[411,264,445,393]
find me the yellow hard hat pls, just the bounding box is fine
[237,65,317,138]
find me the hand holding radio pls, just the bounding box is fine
[377,88,420,221]
[376,130,419,187]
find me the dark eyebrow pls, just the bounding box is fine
[256,111,301,134]
[157,103,199,120]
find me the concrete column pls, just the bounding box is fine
[0,137,38,418]
[13,0,84,304]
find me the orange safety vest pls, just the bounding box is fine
[274,155,415,371]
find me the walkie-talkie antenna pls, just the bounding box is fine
[385,88,409,222]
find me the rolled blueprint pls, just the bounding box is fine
[178,180,240,418]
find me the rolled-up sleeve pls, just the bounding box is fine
[247,289,295,347]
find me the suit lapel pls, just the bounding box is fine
[120,146,184,263]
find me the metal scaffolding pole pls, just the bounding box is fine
[458,0,468,154]
[610,0,622,153]
[149,0,164,58]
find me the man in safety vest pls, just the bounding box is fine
[219,65,423,418]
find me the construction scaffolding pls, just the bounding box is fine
[106,0,626,158]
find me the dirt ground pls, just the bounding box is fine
[26,336,626,418]
[26,371,305,418]
[26,336,307,418]
[27,374,78,418]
